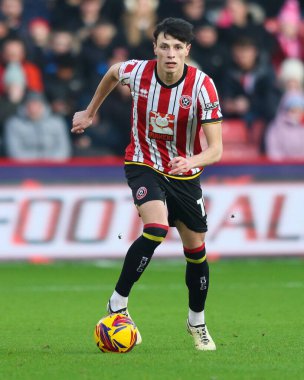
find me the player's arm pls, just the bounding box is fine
[71,62,122,134]
[168,121,222,175]
[191,121,223,166]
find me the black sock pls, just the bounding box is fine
[184,243,209,312]
[115,223,168,296]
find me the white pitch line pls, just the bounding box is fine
[0,283,185,293]
[0,282,303,293]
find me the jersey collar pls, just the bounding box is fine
[154,63,188,89]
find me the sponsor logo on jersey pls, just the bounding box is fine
[205,101,219,110]
[148,111,175,141]
[136,186,147,200]
[179,95,192,109]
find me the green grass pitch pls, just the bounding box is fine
[0,258,303,380]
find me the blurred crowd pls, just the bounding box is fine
[1,0,304,161]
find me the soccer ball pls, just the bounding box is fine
[94,313,138,353]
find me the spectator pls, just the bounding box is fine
[95,0,126,25]
[63,0,107,42]
[278,57,304,93]
[265,91,304,160]
[220,36,278,128]
[123,0,159,59]
[48,29,78,57]
[4,91,71,160]
[216,0,275,54]
[99,83,132,155]
[1,60,26,104]
[25,18,51,70]
[42,29,80,88]
[260,57,304,152]
[73,84,132,156]
[50,0,81,30]
[0,61,26,155]
[44,53,84,123]
[190,20,229,89]
[80,19,127,98]
[0,0,25,37]
[0,13,13,48]
[0,37,44,95]
[31,28,81,127]
[180,0,208,26]
[73,112,117,156]
[51,0,124,31]
[267,0,304,71]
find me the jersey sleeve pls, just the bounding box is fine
[198,76,223,124]
[118,60,141,87]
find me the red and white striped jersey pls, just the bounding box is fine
[119,59,222,179]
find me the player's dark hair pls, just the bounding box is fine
[153,18,194,44]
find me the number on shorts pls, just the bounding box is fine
[197,197,206,217]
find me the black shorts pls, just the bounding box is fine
[125,164,208,233]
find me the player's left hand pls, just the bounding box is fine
[71,110,93,134]
[168,156,192,175]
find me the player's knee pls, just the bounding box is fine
[142,223,169,245]
[183,243,206,264]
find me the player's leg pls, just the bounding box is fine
[175,220,208,323]
[108,166,168,344]
[175,220,216,351]
[113,200,168,300]
[108,200,168,344]
[164,176,210,325]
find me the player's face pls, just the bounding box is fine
[153,32,191,79]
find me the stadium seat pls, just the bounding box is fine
[221,119,248,144]
[200,119,262,161]
[221,143,260,160]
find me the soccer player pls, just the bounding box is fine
[72,17,223,351]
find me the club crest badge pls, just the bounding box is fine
[179,95,192,109]
[136,187,147,200]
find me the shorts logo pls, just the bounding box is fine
[136,186,147,200]
[179,95,192,109]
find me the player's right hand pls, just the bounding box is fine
[71,110,93,134]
